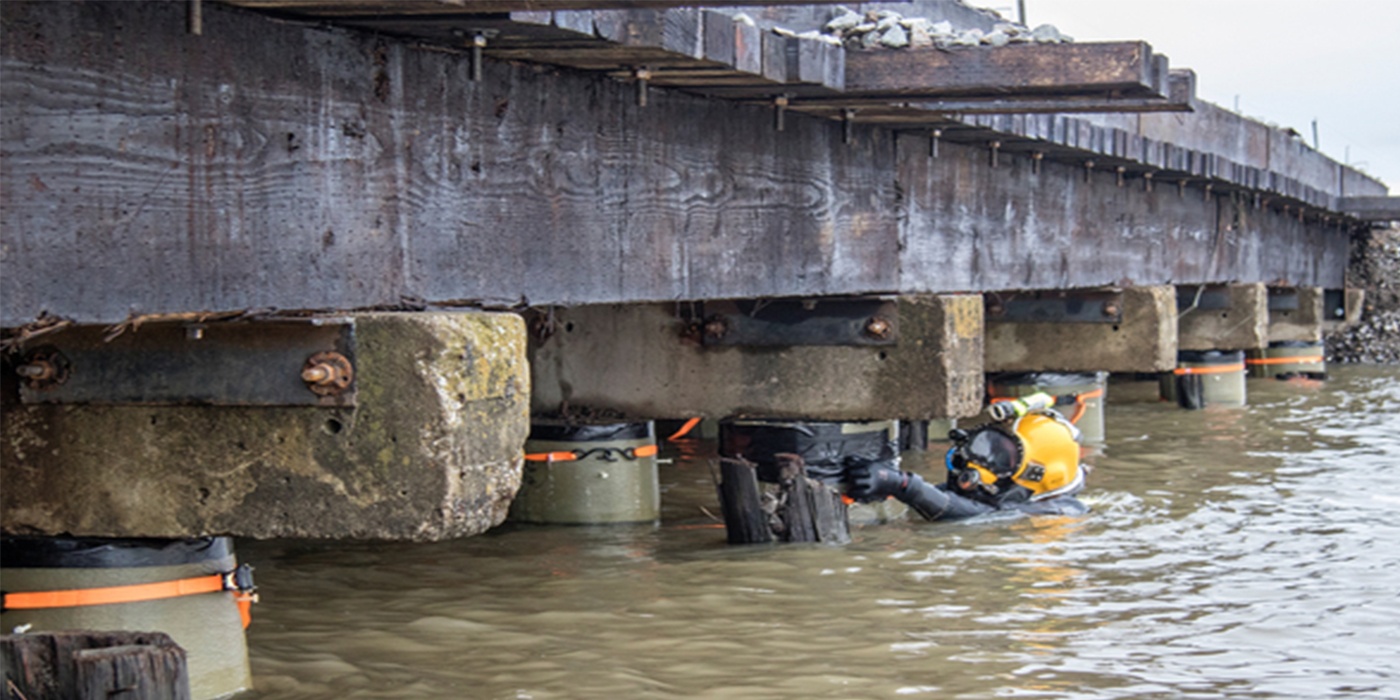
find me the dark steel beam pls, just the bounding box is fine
[1338,196,1400,222]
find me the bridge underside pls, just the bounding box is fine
[0,1,1386,539]
[0,0,1366,327]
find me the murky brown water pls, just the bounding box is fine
[239,365,1400,699]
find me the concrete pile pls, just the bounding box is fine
[1327,224,1400,363]
[813,5,1072,50]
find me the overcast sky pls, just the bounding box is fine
[972,0,1398,193]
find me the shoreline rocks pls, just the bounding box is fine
[819,5,1071,51]
[1327,224,1400,364]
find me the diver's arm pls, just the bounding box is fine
[897,473,997,521]
[846,462,996,521]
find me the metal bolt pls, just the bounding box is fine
[703,317,728,341]
[1083,160,1095,183]
[16,347,69,391]
[17,361,55,381]
[302,351,354,396]
[1031,151,1043,175]
[843,109,856,144]
[1102,302,1121,318]
[989,140,1001,169]
[864,316,892,340]
[635,67,652,107]
[930,129,942,158]
[1143,171,1154,192]
[1115,166,1127,187]
[774,95,790,132]
[471,32,488,82]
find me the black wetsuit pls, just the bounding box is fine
[897,473,1088,520]
[845,461,1088,521]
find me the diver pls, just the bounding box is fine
[843,392,1089,520]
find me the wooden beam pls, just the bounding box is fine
[843,42,1160,99]
[221,0,852,14]
[1338,196,1400,222]
[882,69,1196,114]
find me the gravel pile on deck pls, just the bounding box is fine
[1327,224,1400,363]
[814,5,1071,50]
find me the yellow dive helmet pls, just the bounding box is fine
[952,393,1084,501]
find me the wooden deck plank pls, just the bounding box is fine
[844,42,1158,99]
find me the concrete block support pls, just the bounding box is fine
[1,312,530,540]
[529,296,985,421]
[1177,283,1268,351]
[1268,287,1325,342]
[1322,288,1366,333]
[984,286,1177,373]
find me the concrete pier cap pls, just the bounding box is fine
[1266,286,1325,343]
[527,295,985,422]
[1,312,530,541]
[1177,283,1269,351]
[984,285,1178,373]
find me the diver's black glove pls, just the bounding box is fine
[843,457,909,503]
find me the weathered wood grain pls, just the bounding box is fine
[1,0,900,325]
[1338,197,1400,221]
[845,42,1157,98]
[718,459,772,544]
[1,631,190,700]
[222,0,852,13]
[894,135,1350,293]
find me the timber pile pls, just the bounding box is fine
[1,631,190,700]
[716,453,850,545]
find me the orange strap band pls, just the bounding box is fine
[524,444,659,462]
[3,574,225,611]
[523,450,579,463]
[3,569,257,629]
[1173,363,1245,375]
[1069,388,1104,424]
[666,417,702,441]
[1246,355,1323,366]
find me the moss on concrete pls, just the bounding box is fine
[1,312,529,540]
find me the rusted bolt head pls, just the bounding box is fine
[17,347,69,391]
[703,317,728,341]
[1102,302,1121,317]
[864,316,892,340]
[302,351,354,396]
[17,361,55,381]
[986,301,1004,317]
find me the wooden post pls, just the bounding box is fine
[717,457,773,544]
[1,631,190,700]
[716,453,849,545]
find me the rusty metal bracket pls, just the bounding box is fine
[1323,289,1347,320]
[1177,285,1232,311]
[986,291,1124,324]
[699,298,899,347]
[1267,287,1301,312]
[15,319,357,407]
